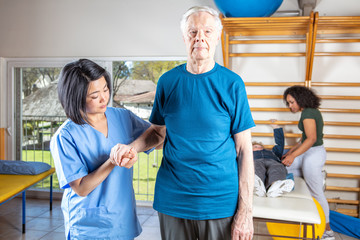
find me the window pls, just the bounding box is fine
[8,58,185,201]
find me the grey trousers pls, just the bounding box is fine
[255,158,287,189]
[286,145,329,222]
[158,212,233,240]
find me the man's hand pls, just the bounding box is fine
[231,210,254,240]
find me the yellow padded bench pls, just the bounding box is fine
[0,168,55,233]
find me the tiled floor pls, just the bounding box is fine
[0,197,358,240]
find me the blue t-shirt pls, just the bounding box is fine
[150,63,255,220]
[50,107,150,240]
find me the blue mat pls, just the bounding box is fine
[0,160,51,175]
[330,210,360,238]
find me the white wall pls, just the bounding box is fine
[0,0,360,58]
[0,0,217,58]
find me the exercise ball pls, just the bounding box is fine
[266,198,326,240]
[214,0,283,17]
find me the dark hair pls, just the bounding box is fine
[283,86,320,109]
[57,59,112,125]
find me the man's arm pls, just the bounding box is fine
[130,124,166,152]
[231,128,254,240]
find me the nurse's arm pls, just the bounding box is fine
[69,158,115,197]
[231,129,254,240]
[281,118,316,167]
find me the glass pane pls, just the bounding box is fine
[112,60,185,119]
[112,60,184,200]
[16,67,63,190]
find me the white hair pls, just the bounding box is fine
[180,6,223,35]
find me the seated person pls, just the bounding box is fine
[253,125,294,197]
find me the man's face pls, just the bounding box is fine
[183,12,220,62]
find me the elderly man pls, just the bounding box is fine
[114,6,255,240]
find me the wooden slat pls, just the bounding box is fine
[326,148,360,153]
[326,186,360,192]
[251,107,289,112]
[327,199,360,205]
[326,160,360,166]
[252,132,300,138]
[315,52,360,56]
[311,82,360,87]
[327,173,360,179]
[230,39,306,44]
[317,39,360,43]
[263,145,360,153]
[335,209,359,218]
[248,95,283,99]
[250,107,360,113]
[254,120,360,127]
[320,95,360,100]
[254,120,299,125]
[252,132,360,140]
[245,82,305,86]
[264,145,360,152]
[320,108,360,113]
[247,95,360,100]
[230,52,305,57]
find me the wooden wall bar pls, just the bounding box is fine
[221,12,360,217]
[0,128,5,160]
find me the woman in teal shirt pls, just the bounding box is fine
[282,86,334,240]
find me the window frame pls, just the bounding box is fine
[4,56,186,160]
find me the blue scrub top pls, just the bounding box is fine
[150,63,255,220]
[50,107,150,240]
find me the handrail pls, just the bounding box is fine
[327,173,360,179]
[326,160,360,166]
[326,186,360,192]
[263,145,360,153]
[252,132,360,140]
[254,120,360,127]
[250,107,360,113]
[248,95,360,100]
[245,82,360,87]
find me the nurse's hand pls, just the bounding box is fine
[110,144,138,168]
[121,147,138,169]
[110,144,131,166]
[281,154,295,167]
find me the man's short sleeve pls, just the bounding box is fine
[149,77,165,125]
[230,80,255,135]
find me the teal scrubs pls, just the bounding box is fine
[50,107,150,239]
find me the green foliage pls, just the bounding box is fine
[22,149,163,201]
[133,150,163,201]
[112,61,131,98]
[20,67,61,98]
[23,122,34,136]
[131,61,186,84]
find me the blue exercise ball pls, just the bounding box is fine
[214,0,283,17]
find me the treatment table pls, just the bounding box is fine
[0,168,55,233]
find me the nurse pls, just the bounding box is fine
[50,59,151,239]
